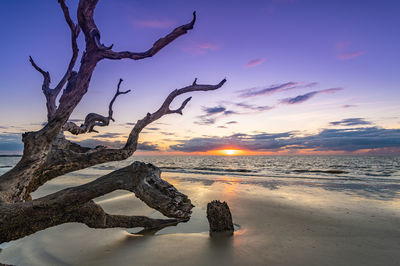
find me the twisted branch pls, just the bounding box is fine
[0,162,192,243]
[102,12,196,61]
[62,79,131,135]
[35,78,227,186]
[29,0,80,121]
[124,78,226,150]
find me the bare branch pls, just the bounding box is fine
[91,28,114,50]
[29,56,51,91]
[54,0,81,95]
[109,78,131,121]
[28,1,80,122]
[77,0,102,51]
[35,78,227,183]
[102,12,196,61]
[62,79,131,135]
[124,78,226,150]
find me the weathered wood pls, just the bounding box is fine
[0,0,225,244]
[206,200,234,236]
[62,78,131,135]
[0,162,192,243]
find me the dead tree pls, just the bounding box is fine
[0,0,226,244]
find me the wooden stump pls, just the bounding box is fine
[206,200,234,236]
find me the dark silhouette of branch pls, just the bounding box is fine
[29,0,80,121]
[63,79,131,135]
[102,12,196,60]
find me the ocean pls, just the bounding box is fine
[1,155,399,200]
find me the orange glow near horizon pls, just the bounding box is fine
[210,149,246,156]
[223,149,240,155]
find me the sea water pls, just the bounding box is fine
[1,155,399,200]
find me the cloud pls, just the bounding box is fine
[183,41,220,55]
[196,101,272,126]
[237,82,317,98]
[159,131,176,136]
[202,106,226,115]
[245,58,265,68]
[195,105,237,125]
[226,121,238,124]
[170,132,293,152]
[194,117,217,126]
[338,50,365,60]
[0,133,23,152]
[133,19,175,29]
[336,41,352,50]
[137,141,160,151]
[234,102,274,111]
[94,132,124,138]
[342,104,357,108]
[170,127,400,153]
[223,110,238,115]
[330,118,372,126]
[280,91,318,104]
[280,88,343,104]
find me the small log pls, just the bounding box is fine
[206,200,234,236]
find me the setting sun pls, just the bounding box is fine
[221,149,242,156]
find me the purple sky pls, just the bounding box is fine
[0,0,399,154]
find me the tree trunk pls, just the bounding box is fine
[0,162,193,243]
[0,0,225,245]
[206,200,234,236]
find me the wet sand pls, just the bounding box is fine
[1,172,400,266]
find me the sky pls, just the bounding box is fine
[0,0,399,155]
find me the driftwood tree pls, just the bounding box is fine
[0,0,225,243]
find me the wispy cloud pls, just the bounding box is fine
[280,88,343,104]
[338,50,365,60]
[343,104,357,108]
[195,105,237,125]
[133,19,175,29]
[234,102,274,111]
[144,127,160,131]
[329,118,371,126]
[336,41,352,51]
[183,41,220,55]
[202,106,226,115]
[94,132,124,138]
[335,41,365,60]
[245,58,265,68]
[137,141,160,151]
[237,82,317,98]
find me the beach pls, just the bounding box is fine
[1,155,400,265]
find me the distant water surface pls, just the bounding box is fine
[1,155,399,200]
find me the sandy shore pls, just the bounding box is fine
[1,171,400,265]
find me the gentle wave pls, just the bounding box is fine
[293,169,348,174]
[160,168,400,184]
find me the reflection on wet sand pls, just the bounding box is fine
[1,171,400,265]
